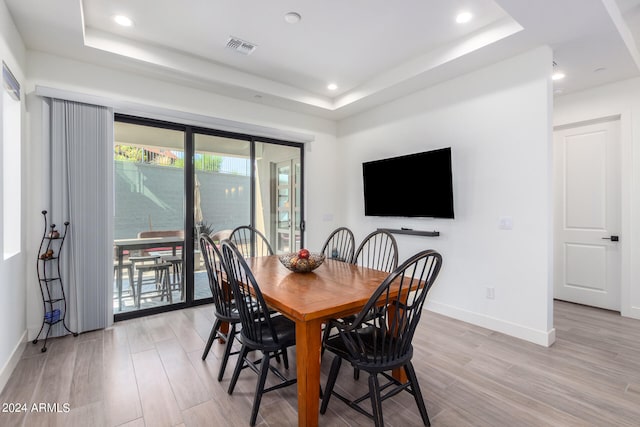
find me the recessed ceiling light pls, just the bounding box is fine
[456,11,472,24]
[327,83,338,91]
[552,72,566,81]
[284,12,302,24]
[114,15,133,27]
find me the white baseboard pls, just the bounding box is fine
[0,330,27,394]
[27,326,42,342]
[426,301,556,347]
[622,304,640,320]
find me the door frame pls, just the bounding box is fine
[256,137,305,252]
[553,112,636,319]
[553,118,621,310]
[272,158,302,254]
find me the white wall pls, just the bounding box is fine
[0,0,27,392]
[338,47,555,346]
[554,77,640,319]
[24,51,343,338]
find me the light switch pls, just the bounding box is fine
[499,216,513,230]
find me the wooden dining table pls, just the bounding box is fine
[242,255,400,427]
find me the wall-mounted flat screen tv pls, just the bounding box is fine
[362,147,454,218]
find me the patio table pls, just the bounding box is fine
[114,236,184,311]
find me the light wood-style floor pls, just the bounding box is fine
[1,300,640,426]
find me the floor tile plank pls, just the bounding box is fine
[131,349,182,427]
[2,300,640,426]
[155,339,210,411]
[103,326,143,427]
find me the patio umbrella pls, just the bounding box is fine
[194,173,203,225]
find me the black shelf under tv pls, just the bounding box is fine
[378,228,440,237]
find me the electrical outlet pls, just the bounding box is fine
[486,287,495,299]
[499,216,513,230]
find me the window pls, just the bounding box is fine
[2,62,21,259]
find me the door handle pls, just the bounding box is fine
[602,235,619,242]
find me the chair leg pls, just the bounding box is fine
[405,362,430,426]
[165,268,172,303]
[228,345,249,395]
[368,374,384,427]
[129,264,136,302]
[159,268,165,302]
[320,356,342,414]
[202,318,222,360]
[136,269,143,308]
[354,367,360,380]
[281,348,289,370]
[217,324,236,382]
[172,263,178,285]
[249,353,271,426]
[127,264,134,299]
[178,264,184,300]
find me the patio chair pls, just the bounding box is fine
[136,230,184,303]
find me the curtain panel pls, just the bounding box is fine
[48,98,113,335]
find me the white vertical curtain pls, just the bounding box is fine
[48,98,113,335]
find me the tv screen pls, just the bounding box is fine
[362,147,454,218]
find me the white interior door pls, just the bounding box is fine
[554,119,621,311]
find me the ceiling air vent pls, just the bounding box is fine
[226,37,257,55]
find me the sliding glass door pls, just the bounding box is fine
[113,115,304,319]
[193,132,251,301]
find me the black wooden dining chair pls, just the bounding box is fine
[199,234,241,381]
[320,226,355,263]
[229,225,274,258]
[320,249,443,427]
[221,240,297,426]
[322,229,399,362]
[353,229,399,273]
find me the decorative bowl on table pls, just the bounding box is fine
[279,249,325,273]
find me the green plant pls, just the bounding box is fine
[194,221,215,241]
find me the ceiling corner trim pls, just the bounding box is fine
[332,16,524,111]
[79,0,86,42]
[601,0,640,71]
